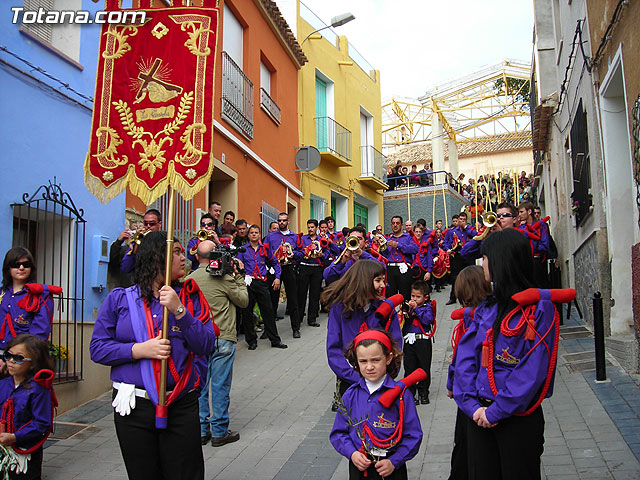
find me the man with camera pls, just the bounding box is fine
[187,240,249,447]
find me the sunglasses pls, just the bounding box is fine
[143,221,158,227]
[496,213,514,218]
[201,222,214,227]
[3,351,32,365]
[11,261,32,269]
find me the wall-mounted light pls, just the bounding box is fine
[301,12,355,44]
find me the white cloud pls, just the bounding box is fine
[301,0,533,99]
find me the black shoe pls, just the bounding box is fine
[248,343,257,350]
[331,401,339,412]
[255,324,264,332]
[446,299,457,305]
[260,332,268,340]
[320,307,329,313]
[420,394,430,405]
[307,321,320,327]
[276,315,284,320]
[200,433,211,445]
[211,430,240,447]
[293,330,301,338]
[271,342,288,349]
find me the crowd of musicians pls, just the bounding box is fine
[76,196,567,480]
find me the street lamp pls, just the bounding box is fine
[301,12,355,44]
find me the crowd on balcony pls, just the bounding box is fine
[386,160,536,210]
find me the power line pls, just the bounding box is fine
[0,45,94,104]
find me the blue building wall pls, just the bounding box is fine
[0,1,125,321]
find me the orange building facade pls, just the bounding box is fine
[126,0,306,238]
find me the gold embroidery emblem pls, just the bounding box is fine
[151,22,169,39]
[372,414,396,429]
[14,315,29,326]
[496,347,520,365]
[171,325,182,333]
[0,290,5,305]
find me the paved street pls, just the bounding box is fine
[42,290,640,480]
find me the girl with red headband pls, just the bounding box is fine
[321,260,403,404]
[330,329,422,480]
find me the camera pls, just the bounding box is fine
[206,245,244,276]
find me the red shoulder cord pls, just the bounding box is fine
[412,300,437,339]
[450,307,476,359]
[359,389,407,459]
[1,370,58,454]
[481,303,559,417]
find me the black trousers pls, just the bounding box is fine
[386,265,413,301]
[533,257,549,288]
[403,338,432,396]
[278,264,301,331]
[267,272,281,317]
[448,408,469,480]
[298,264,323,323]
[245,278,282,345]
[348,459,408,480]
[466,406,545,480]
[113,390,204,480]
[9,448,42,480]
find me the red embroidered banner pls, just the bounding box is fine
[85,2,219,205]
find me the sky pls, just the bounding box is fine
[300,0,535,101]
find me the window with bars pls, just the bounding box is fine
[569,99,592,227]
[260,201,279,236]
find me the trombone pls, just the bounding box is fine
[332,235,360,264]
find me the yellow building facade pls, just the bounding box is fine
[295,5,386,231]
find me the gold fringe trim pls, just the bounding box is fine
[84,152,214,206]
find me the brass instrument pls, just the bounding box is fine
[473,211,498,241]
[305,240,323,259]
[482,211,497,228]
[126,229,150,255]
[275,241,294,265]
[332,235,360,264]
[372,233,387,251]
[195,229,215,241]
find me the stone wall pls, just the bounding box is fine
[573,232,600,328]
[384,187,467,229]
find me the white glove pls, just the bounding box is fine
[403,333,417,345]
[6,448,30,474]
[112,383,136,416]
[399,263,408,274]
[244,275,253,286]
[268,267,275,275]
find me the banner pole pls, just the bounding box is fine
[157,186,176,429]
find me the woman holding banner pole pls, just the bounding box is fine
[90,231,215,480]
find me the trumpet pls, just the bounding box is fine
[195,229,216,241]
[305,240,324,259]
[332,235,360,264]
[126,229,150,255]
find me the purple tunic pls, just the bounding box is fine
[405,302,434,335]
[330,375,423,468]
[381,233,419,265]
[0,286,53,351]
[263,230,301,264]
[453,291,559,424]
[326,300,403,385]
[446,306,476,392]
[322,252,386,284]
[443,225,477,251]
[90,286,215,399]
[0,376,52,449]
[235,243,282,280]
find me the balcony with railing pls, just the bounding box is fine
[314,116,351,167]
[260,87,281,125]
[359,146,388,189]
[222,51,254,139]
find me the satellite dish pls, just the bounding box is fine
[295,146,321,172]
